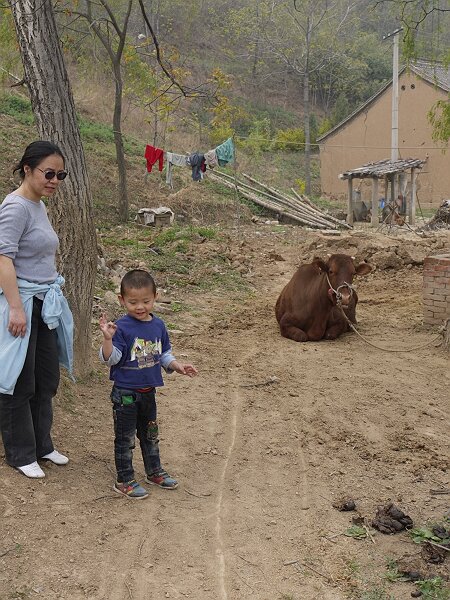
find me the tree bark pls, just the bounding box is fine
[112,58,128,223]
[9,0,97,376]
[82,0,132,223]
[303,17,312,197]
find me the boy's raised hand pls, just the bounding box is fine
[99,313,117,340]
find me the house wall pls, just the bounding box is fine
[319,71,448,208]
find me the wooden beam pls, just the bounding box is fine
[399,172,406,214]
[347,177,353,225]
[371,177,379,226]
[390,174,396,205]
[409,168,416,225]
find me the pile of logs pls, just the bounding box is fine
[208,170,351,230]
[424,200,450,230]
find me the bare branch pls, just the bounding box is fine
[137,0,210,99]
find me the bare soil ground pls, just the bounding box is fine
[1,226,449,600]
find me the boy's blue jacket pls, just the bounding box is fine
[0,275,74,394]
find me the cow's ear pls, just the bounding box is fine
[355,262,372,276]
[312,257,328,273]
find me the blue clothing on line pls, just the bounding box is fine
[215,137,235,166]
[0,275,74,394]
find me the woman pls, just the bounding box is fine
[0,140,73,478]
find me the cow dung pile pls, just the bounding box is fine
[372,502,414,534]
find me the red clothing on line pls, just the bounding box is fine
[144,145,164,172]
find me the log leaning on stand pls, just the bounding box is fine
[208,170,350,230]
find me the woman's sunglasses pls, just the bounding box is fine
[36,167,68,181]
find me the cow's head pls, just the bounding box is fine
[314,254,371,307]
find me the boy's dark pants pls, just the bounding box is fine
[0,298,59,467]
[111,386,162,483]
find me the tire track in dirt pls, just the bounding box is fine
[209,322,321,599]
[212,341,267,600]
[214,389,239,600]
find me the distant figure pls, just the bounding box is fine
[396,193,406,215]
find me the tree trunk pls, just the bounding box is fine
[251,0,262,97]
[303,18,312,197]
[112,59,128,223]
[9,0,97,376]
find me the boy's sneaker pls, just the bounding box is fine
[113,480,149,499]
[146,469,178,489]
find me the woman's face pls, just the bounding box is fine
[23,153,66,200]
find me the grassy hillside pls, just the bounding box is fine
[0,88,306,297]
[0,89,324,223]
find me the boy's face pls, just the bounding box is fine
[119,286,156,321]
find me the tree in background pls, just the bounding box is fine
[380,0,450,144]
[0,9,21,84]
[62,0,133,222]
[7,0,97,376]
[58,0,213,221]
[261,0,358,195]
[312,31,392,119]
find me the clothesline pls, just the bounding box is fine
[145,136,445,161]
[234,134,446,151]
[144,137,235,187]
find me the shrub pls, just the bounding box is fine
[239,117,272,155]
[0,93,34,124]
[272,127,305,152]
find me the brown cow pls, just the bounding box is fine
[275,254,372,342]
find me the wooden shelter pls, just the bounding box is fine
[339,158,425,226]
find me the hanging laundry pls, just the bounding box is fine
[215,137,234,167]
[204,149,218,169]
[166,152,189,188]
[144,144,164,172]
[187,153,206,182]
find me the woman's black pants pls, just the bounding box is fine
[0,298,60,467]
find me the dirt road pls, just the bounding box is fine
[1,227,449,600]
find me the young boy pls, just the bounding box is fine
[99,269,197,499]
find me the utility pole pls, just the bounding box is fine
[383,28,403,162]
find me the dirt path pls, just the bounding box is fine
[1,228,449,600]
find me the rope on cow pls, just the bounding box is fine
[338,305,444,353]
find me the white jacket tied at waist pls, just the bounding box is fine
[0,275,74,395]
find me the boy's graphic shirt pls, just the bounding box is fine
[109,314,172,389]
[131,337,163,368]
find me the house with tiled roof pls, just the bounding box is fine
[318,60,449,208]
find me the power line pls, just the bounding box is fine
[233,135,447,151]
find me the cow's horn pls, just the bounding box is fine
[327,253,331,257]
[351,256,355,260]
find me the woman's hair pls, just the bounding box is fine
[13,140,65,179]
[120,270,157,297]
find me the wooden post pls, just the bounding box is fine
[347,177,354,225]
[409,168,416,225]
[399,172,406,213]
[390,174,396,206]
[371,177,379,226]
